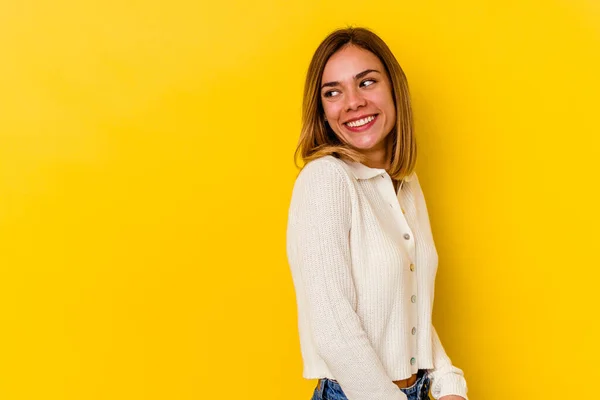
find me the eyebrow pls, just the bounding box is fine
[321,69,381,89]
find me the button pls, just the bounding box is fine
[411,295,416,303]
[409,264,415,272]
[410,357,416,365]
[403,233,410,240]
[412,327,416,335]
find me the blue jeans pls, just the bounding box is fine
[311,369,431,400]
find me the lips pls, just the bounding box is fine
[344,114,377,126]
[343,114,378,132]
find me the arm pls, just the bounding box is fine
[428,325,468,399]
[287,160,405,400]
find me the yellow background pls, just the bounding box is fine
[1,1,599,399]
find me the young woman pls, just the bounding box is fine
[286,27,469,400]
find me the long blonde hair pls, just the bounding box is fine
[294,27,417,181]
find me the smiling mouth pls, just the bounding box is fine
[343,114,379,132]
[345,115,377,128]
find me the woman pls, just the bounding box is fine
[286,27,468,400]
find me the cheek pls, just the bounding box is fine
[323,103,341,122]
[387,102,396,121]
[381,93,396,121]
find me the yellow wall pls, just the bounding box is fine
[1,1,598,399]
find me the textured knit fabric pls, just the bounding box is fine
[286,155,468,400]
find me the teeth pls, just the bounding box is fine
[346,115,375,127]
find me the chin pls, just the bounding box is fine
[348,135,384,151]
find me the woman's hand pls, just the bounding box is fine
[439,396,465,400]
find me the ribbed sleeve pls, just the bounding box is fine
[286,159,407,400]
[429,325,468,399]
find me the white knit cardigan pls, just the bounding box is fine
[286,155,468,400]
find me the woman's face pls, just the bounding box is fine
[320,44,396,155]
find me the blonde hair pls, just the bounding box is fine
[294,27,417,181]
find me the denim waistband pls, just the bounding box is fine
[314,370,430,400]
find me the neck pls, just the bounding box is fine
[361,136,392,169]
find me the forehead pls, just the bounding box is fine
[322,45,385,83]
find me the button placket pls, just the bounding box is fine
[408,239,418,366]
[409,308,418,360]
[395,181,413,250]
[379,172,419,367]
[378,173,415,259]
[397,186,407,214]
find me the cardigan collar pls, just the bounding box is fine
[342,159,415,182]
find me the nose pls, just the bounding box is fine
[345,86,367,111]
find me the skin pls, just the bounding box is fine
[320,44,396,171]
[320,45,465,400]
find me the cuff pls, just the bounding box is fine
[430,371,468,400]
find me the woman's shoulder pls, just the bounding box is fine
[302,154,345,169]
[297,155,352,180]
[405,170,418,183]
[288,156,354,219]
[292,155,355,195]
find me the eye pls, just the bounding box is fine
[361,79,376,87]
[323,90,340,98]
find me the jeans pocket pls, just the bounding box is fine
[323,379,348,400]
